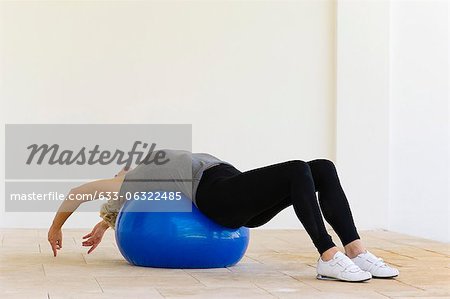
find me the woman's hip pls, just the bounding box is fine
[195,163,243,228]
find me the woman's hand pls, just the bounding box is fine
[48,225,63,257]
[82,220,109,254]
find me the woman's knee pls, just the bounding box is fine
[307,159,338,189]
[308,159,336,172]
[284,160,313,178]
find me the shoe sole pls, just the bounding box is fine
[372,274,399,279]
[316,274,371,282]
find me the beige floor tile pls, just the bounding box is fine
[312,291,392,299]
[157,286,276,299]
[272,288,391,299]
[0,229,448,298]
[388,247,449,258]
[188,270,312,290]
[261,287,322,299]
[1,275,101,294]
[96,274,203,290]
[50,288,164,299]
[0,229,39,237]
[379,289,450,298]
[227,261,276,273]
[181,272,257,288]
[96,291,163,299]
[239,255,261,264]
[0,264,45,279]
[38,242,89,255]
[0,251,86,267]
[44,262,189,278]
[183,267,232,274]
[81,252,126,265]
[46,277,103,294]
[0,291,48,299]
[253,276,317,293]
[300,276,421,293]
[246,251,315,265]
[0,275,47,293]
[278,263,320,280]
[0,245,41,254]
[2,237,41,246]
[50,294,162,299]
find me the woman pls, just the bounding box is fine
[48,149,399,282]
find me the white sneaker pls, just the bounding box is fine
[350,250,399,278]
[316,251,372,282]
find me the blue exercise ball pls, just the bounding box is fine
[115,193,250,269]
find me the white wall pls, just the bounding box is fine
[335,0,391,229]
[336,0,449,242]
[0,1,336,229]
[389,0,449,242]
[1,0,448,243]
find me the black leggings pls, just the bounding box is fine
[196,159,360,255]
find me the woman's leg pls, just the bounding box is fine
[198,161,398,280]
[244,194,291,228]
[244,159,365,256]
[197,160,336,255]
[307,159,361,247]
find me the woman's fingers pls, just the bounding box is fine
[49,240,58,256]
[82,237,101,253]
[82,236,102,247]
[82,238,94,246]
[81,226,105,253]
[82,232,93,239]
[87,243,99,254]
[48,238,61,256]
[47,226,63,257]
[51,243,57,256]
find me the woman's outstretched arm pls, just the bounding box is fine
[48,176,124,256]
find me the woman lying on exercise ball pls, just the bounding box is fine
[48,149,399,282]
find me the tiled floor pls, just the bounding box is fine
[0,228,449,298]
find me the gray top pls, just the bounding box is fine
[99,149,233,228]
